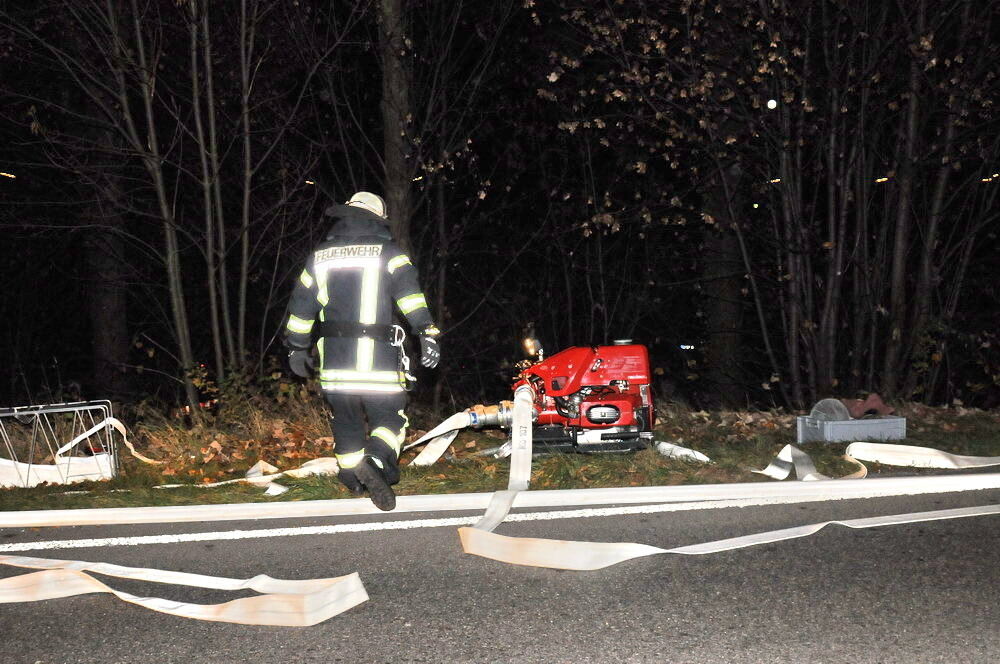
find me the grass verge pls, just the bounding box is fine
[1,402,998,512]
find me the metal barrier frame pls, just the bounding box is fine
[0,400,120,488]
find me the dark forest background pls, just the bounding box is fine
[0,0,997,414]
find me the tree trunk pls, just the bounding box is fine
[431,177,448,415]
[84,212,130,398]
[778,139,804,408]
[378,0,414,250]
[200,4,237,371]
[189,0,225,382]
[882,0,924,397]
[902,0,968,399]
[902,115,955,399]
[237,0,258,364]
[126,0,200,411]
[701,165,744,407]
[817,111,853,397]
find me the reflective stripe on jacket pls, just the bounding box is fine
[283,205,434,393]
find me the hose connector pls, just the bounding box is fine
[467,401,514,428]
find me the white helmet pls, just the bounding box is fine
[347,191,387,219]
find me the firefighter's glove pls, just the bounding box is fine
[419,335,440,369]
[287,349,314,378]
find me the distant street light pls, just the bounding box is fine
[766,99,777,110]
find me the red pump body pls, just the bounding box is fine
[512,343,655,452]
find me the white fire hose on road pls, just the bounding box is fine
[405,386,1000,570]
[3,397,1000,624]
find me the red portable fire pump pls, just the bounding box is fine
[465,339,655,453]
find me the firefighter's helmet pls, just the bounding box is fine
[347,191,387,219]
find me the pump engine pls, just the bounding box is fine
[466,341,655,453]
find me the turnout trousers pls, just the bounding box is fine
[323,391,407,485]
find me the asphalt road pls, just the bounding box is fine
[1,488,999,664]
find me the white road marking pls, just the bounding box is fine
[7,472,1000,529]
[0,492,987,553]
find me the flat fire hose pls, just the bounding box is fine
[846,442,1000,470]
[451,391,1000,570]
[0,554,367,626]
[3,403,1000,621]
[751,443,868,481]
[0,417,459,625]
[0,419,368,625]
[55,417,162,465]
[404,411,471,466]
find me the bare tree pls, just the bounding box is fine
[537,0,1000,407]
[1,0,351,408]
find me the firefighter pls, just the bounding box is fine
[283,192,441,511]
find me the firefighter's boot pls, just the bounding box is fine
[336,465,367,497]
[355,456,396,511]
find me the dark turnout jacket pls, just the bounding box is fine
[283,204,435,393]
